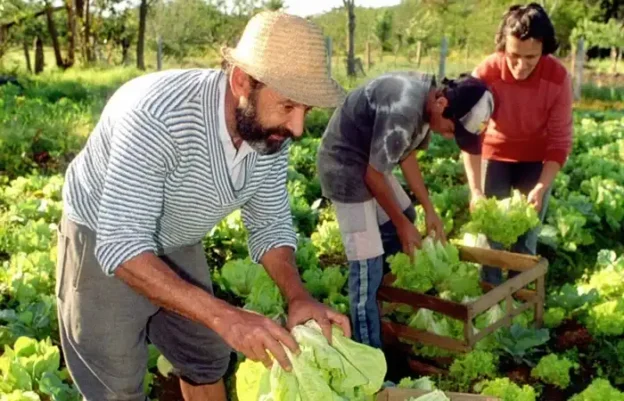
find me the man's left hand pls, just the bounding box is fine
[425,210,447,243]
[286,294,351,343]
[527,184,546,213]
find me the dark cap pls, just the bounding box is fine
[441,75,495,154]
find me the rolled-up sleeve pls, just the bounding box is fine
[95,109,178,275]
[241,147,298,263]
[546,73,574,166]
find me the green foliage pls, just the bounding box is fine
[235,321,386,401]
[569,378,624,401]
[462,190,540,249]
[448,351,498,392]
[475,378,536,401]
[530,354,578,389]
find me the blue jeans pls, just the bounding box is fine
[348,206,416,348]
[481,160,551,285]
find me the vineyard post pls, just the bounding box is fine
[157,35,163,71]
[325,36,333,77]
[573,38,584,101]
[439,36,448,80]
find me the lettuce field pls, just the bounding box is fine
[1,69,624,401]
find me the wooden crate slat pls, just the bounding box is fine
[471,299,537,344]
[468,259,547,317]
[459,245,540,271]
[381,320,470,353]
[480,281,536,302]
[376,388,501,401]
[378,284,469,321]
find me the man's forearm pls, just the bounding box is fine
[399,153,435,213]
[462,151,483,196]
[115,253,235,329]
[537,161,561,189]
[260,246,310,303]
[365,164,410,227]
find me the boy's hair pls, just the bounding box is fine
[495,3,558,55]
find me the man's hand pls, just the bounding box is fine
[214,307,299,371]
[425,210,447,243]
[469,190,485,212]
[287,294,351,344]
[397,219,422,257]
[527,184,546,213]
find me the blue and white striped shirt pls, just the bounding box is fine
[62,69,297,275]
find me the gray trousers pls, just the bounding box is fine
[481,160,551,284]
[56,215,231,401]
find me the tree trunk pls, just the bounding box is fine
[23,41,32,73]
[137,0,149,70]
[122,38,131,66]
[611,47,618,75]
[45,2,65,68]
[64,0,76,67]
[85,0,95,62]
[344,1,356,77]
[35,36,45,74]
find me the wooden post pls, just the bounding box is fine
[573,38,585,101]
[439,36,448,80]
[416,40,422,67]
[325,36,332,76]
[366,40,371,71]
[157,35,163,71]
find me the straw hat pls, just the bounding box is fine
[221,11,345,108]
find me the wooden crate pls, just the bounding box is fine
[376,388,500,401]
[378,245,548,353]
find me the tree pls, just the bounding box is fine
[343,0,355,77]
[374,9,392,58]
[264,0,283,11]
[136,0,155,70]
[44,0,64,68]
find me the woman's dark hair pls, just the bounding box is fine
[495,3,558,55]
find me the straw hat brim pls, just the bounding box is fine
[221,47,346,108]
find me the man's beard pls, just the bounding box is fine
[234,91,294,155]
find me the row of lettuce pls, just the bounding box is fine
[1,75,624,399]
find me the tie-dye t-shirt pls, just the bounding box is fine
[317,72,434,203]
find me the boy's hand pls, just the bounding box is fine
[425,211,447,243]
[397,219,422,258]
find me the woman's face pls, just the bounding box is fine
[504,35,543,80]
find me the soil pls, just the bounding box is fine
[541,384,568,401]
[151,374,183,401]
[504,363,532,385]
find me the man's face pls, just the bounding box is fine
[504,35,543,80]
[426,93,455,138]
[236,84,311,155]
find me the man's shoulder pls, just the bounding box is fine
[104,68,221,120]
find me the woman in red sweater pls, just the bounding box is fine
[466,3,573,284]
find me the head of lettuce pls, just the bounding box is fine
[236,320,387,400]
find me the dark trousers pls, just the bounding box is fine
[481,160,551,285]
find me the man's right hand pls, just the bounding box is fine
[396,218,422,258]
[215,307,300,371]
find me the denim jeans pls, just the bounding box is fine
[480,160,551,285]
[348,206,416,348]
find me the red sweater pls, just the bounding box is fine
[473,52,573,166]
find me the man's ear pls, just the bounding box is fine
[229,66,252,103]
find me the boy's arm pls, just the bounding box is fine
[365,164,422,254]
[399,152,446,242]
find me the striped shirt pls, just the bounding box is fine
[62,69,297,276]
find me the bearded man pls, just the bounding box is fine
[55,11,350,401]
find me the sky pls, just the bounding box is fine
[238,0,402,17]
